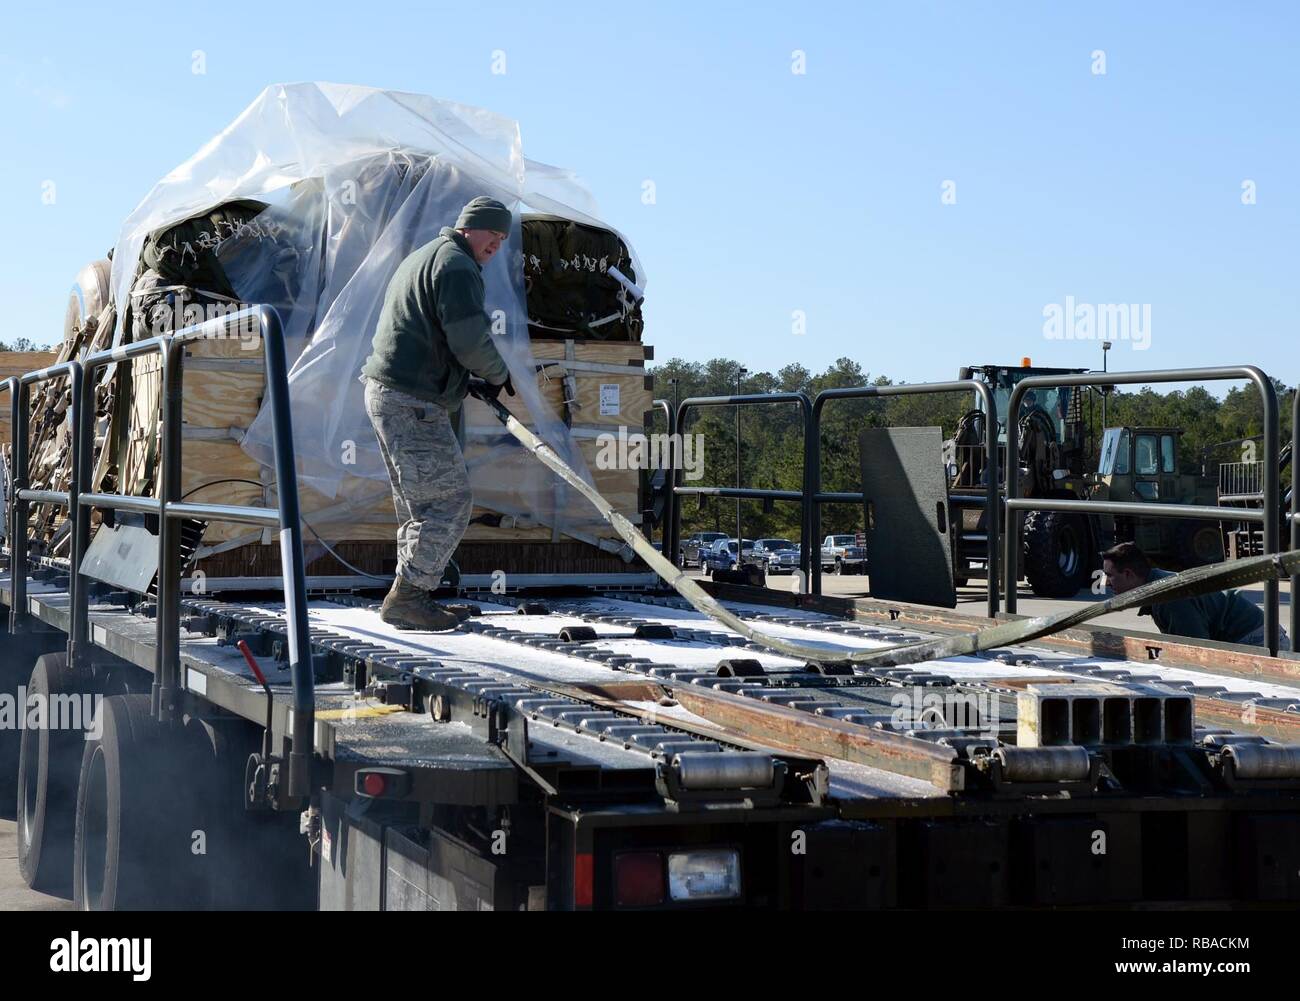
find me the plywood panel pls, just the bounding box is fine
[181,366,264,429]
[0,351,58,448]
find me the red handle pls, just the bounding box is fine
[237,639,269,687]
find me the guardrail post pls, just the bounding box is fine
[1292,387,1299,645]
[9,381,29,632]
[812,381,999,615]
[71,357,96,672]
[1005,367,1280,653]
[809,394,824,596]
[673,393,812,587]
[652,399,675,557]
[258,306,314,798]
[156,338,181,720]
[1,377,16,627]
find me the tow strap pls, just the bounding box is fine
[476,393,1299,666]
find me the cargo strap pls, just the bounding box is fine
[476,393,1300,666]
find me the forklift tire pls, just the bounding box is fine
[1175,520,1224,568]
[72,694,210,910]
[16,652,81,893]
[1023,510,1094,598]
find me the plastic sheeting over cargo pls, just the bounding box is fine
[107,82,644,545]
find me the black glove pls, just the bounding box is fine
[468,375,515,402]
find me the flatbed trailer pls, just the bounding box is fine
[4,566,1300,909]
[3,309,1300,910]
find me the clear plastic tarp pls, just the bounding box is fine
[106,82,644,550]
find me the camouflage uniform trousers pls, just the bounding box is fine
[363,378,472,591]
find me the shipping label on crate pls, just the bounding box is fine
[599,383,621,416]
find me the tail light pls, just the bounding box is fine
[615,852,666,907]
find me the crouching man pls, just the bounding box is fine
[361,196,516,630]
[1102,541,1290,651]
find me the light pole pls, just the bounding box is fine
[735,366,746,564]
[1101,340,1112,428]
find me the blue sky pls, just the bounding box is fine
[1,1,1295,390]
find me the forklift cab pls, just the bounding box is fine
[1096,427,1179,502]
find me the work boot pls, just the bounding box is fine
[379,578,461,632]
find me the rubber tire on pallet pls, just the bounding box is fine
[16,652,82,893]
[72,695,210,910]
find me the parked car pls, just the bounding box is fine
[820,534,867,574]
[680,531,729,568]
[748,538,801,574]
[702,538,754,575]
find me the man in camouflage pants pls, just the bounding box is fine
[361,196,516,630]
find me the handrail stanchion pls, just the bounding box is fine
[258,306,314,798]
[675,393,814,584]
[157,337,181,720]
[652,399,675,557]
[9,380,29,632]
[7,364,83,645]
[812,381,1000,616]
[1292,387,1298,644]
[1004,366,1280,655]
[1,377,17,628]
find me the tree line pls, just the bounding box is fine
[651,357,1296,543]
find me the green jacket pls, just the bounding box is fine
[1140,568,1262,642]
[362,227,510,408]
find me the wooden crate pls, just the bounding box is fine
[0,352,59,448]
[186,337,654,577]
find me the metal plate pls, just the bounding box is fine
[79,522,159,594]
[859,427,957,608]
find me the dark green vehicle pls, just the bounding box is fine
[1089,426,1225,568]
[949,365,1225,599]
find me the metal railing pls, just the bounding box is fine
[665,381,1001,616]
[1292,387,1299,642]
[8,361,84,633]
[4,305,314,797]
[650,399,675,551]
[810,381,1000,616]
[1004,367,1282,655]
[668,392,816,581]
[0,378,10,548]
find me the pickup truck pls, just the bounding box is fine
[820,534,867,575]
[680,531,729,568]
[747,538,801,574]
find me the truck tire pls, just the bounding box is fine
[72,695,210,910]
[0,635,23,817]
[834,558,844,575]
[1023,510,1094,598]
[16,652,82,892]
[1175,520,1224,568]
